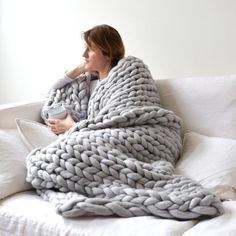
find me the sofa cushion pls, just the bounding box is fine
[156,74,236,139]
[0,192,195,236]
[182,201,236,236]
[176,132,236,200]
[0,100,44,129]
[15,118,58,151]
[0,129,32,199]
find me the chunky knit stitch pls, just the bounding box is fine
[26,56,223,219]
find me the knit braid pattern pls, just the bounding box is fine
[41,73,93,123]
[26,56,223,220]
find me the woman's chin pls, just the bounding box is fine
[85,65,92,71]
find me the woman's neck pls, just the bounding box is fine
[98,66,111,80]
[99,72,108,80]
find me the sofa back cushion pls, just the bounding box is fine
[156,74,236,139]
[0,128,32,199]
[1,76,236,139]
[0,100,44,129]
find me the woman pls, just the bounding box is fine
[27,24,198,220]
[47,24,125,134]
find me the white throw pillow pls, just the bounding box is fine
[176,132,236,200]
[156,75,236,139]
[0,129,32,199]
[15,118,58,151]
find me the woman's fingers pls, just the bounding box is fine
[47,119,59,125]
[47,115,75,134]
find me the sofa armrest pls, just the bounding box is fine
[0,100,45,128]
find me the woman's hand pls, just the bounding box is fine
[47,113,75,134]
[66,63,87,79]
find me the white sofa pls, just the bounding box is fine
[1,75,236,236]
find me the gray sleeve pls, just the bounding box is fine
[49,73,74,91]
[48,72,99,95]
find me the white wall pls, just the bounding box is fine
[1,0,236,104]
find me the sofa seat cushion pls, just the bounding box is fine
[0,191,195,236]
[182,201,236,236]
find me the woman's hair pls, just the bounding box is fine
[82,24,125,67]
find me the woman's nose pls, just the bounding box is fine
[83,48,88,58]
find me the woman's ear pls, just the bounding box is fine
[106,56,112,65]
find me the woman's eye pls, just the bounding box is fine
[86,47,92,52]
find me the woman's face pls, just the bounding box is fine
[82,42,111,75]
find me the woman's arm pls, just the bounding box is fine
[66,63,86,79]
[46,63,91,134]
[49,63,87,91]
[49,73,74,91]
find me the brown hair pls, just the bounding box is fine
[83,24,125,67]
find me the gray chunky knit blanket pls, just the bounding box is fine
[26,56,223,220]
